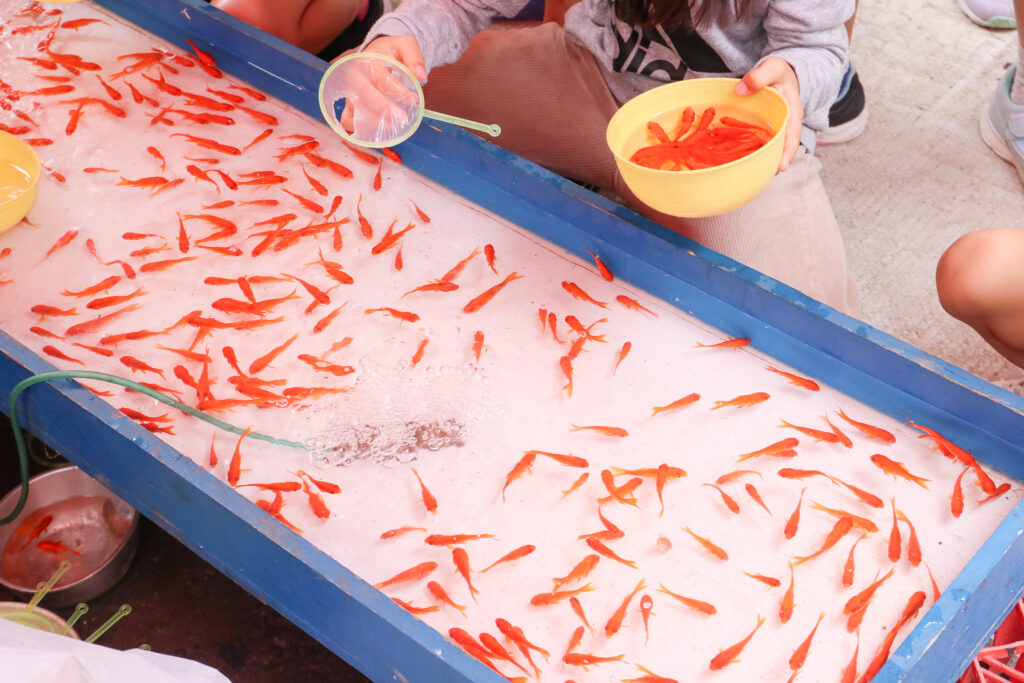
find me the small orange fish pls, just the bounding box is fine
[480,544,535,573]
[530,583,595,607]
[472,331,485,362]
[391,597,439,615]
[896,508,922,567]
[743,572,781,588]
[616,294,659,317]
[836,408,895,443]
[42,229,78,261]
[651,393,700,416]
[640,594,654,643]
[703,483,740,514]
[709,615,765,670]
[562,281,607,308]
[428,580,467,615]
[502,452,536,501]
[379,526,427,539]
[779,563,796,623]
[744,483,773,516]
[765,365,820,391]
[463,272,523,313]
[478,632,528,675]
[452,547,479,599]
[784,487,805,540]
[789,612,825,672]
[843,533,867,588]
[37,540,81,555]
[17,514,54,551]
[584,247,614,281]
[425,533,495,546]
[614,340,632,374]
[484,244,498,274]
[695,337,750,349]
[712,392,770,409]
[870,454,930,489]
[411,468,437,513]
[562,472,589,497]
[373,560,438,590]
[364,307,420,323]
[119,355,165,378]
[410,338,429,366]
[32,304,78,319]
[585,537,636,569]
[951,466,969,517]
[227,426,254,487]
[779,418,841,443]
[570,424,628,438]
[605,579,646,637]
[658,583,716,615]
[563,652,625,667]
[843,567,895,615]
[810,502,879,533]
[736,437,799,462]
[682,526,728,560]
[792,515,854,565]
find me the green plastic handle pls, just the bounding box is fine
[423,109,501,138]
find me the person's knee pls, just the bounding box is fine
[936,227,1024,320]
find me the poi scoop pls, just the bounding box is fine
[318,52,500,148]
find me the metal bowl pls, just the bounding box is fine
[0,467,140,608]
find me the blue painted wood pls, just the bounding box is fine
[0,331,499,683]
[22,1,1024,681]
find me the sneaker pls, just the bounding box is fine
[958,0,1016,29]
[992,377,1024,397]
[817,66,868,145]
[979,65,1024,185]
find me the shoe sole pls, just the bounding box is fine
[978,105,1024,185]
[957,0,1017,28]
[816,108,869,145]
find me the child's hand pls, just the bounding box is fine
[734,57,801,172]
[364,36,428,82]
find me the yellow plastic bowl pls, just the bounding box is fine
[0,131,42,234]
[606,78,789,218]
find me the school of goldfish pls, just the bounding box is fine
[0,3,1022,682]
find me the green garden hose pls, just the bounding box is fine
[1,370,306,526]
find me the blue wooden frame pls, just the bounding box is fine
[0,1,1019,680]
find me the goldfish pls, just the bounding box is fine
[712,391,770,409]
[464,272,524,313]
[502,452,536,501]
[559,355,574,397]
[736,437,799,462]
[657,584,716,615]
[779,418,841,443]
[235,104,277,126]
[843,567,895,616]
[472,331,485,362]
[792,515,854,565]
[744,483,773,516]
[823,413,853,447]
[683,526,728,560]
[766,365,820,391]
[709,615,764,670]
[371,220,415,255]
[16,514,54,551]
[428,580,467,615]
[452,548,479,599]
[570,424,629,438]
[562,281,607,308]
[391,597,439,615]
[478,632,529,676]
[61,275,121,297]
[139,256,198,273]
[31,304,78,319]
[227,426,254,487]
[843,533,867,589]
[553,554,600,590]
[373,560,438,589]
[695,337,750,349]
[841,632,861,683]
[425,533,495,546]
[87,287,147,310]
[585,537,636,569]
[171,132,240,155]
[651,393,700,416]
[951,467,969,517]
[614,342,630,374]
[870,454,930,489]
[410,468,437,513]
[859,591,928,681]
[563,473,590,498]
[37,540,81,555]
[41,229,78,261]
[439,247,481,283]
[530,583,595,607]
[364,307,419,323]
[299,475,331,519]
[480,544,535,573]
[896,509,922,567]
[605,579,646,638]
[703,483,740,514]
[810,502,879,533]
[789,612,825,672]
[780,563,796,623]
[742,572,781,588]
[563,652,625,667]
[583,247,613,281]
[379,526,427,540]
[836,408,895,443]
[784,487,806,540]
[119,355,165,378]
[714,469,762,485]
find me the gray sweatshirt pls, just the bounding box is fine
[362,0,853,134]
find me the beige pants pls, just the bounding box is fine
[424,23,861,316]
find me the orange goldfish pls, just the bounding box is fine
[562,281,607,308]
[428,580,467,615]
[703,483,740,514]
[463,272,523,313]
[843,533,867,589]
[411,468,437,513]
[784,487,805,540]
[682,526,728,560]
[651,393,700,416]
[605,579,646,638]
[843,567,895,615]
[38,540,81,555]
[452,547,479,599]
[585,537,636,569]
[792,515,854,565]
[709,615,764,670]
[584,247,614,281]
[789,612,825,672]
[373,560,438,589]
[836,408,895,443]
[502,452,536,500]
[613,341,632,374]
[896,509,922,567]
[765,365,819,391]
[570,424,629,438]
[480,544,535,573]
[712,392,770,409]
[736,437,799,462]
[695,337,750,349]
[951,466,968,518]
[424,533,495,546]
[870,454,930,489]
[778,419,841,443]
[657,583,716,615]
[529,583,595,607]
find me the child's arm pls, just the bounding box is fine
[358,0,532,78]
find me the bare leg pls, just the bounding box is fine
[212,0,365,54]
[936,227,1024,369]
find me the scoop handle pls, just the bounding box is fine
[423,109,501,138]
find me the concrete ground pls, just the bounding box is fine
[818,0,1024,386]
